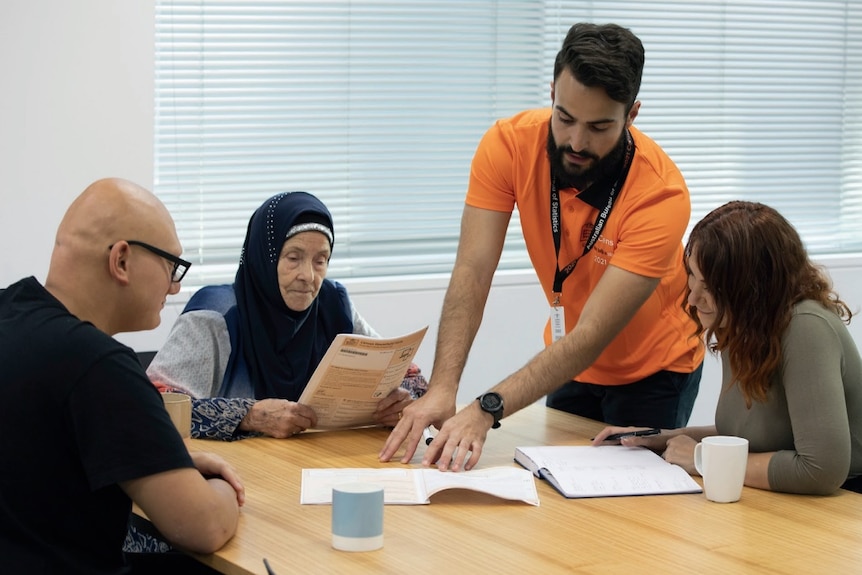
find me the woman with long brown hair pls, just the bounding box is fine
[594,201,862,494]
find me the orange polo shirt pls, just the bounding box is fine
[466,108,704,385]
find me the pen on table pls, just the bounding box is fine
[596,428,662,441]
[263,557,277,575]
[422,426,436,445]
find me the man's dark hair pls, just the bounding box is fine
[553,23,645,109]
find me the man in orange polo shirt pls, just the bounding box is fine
[380,22,705,471]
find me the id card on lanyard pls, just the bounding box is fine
[549,130,634,341]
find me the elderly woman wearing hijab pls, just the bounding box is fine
[146,191,427,440]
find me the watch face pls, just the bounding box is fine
[481,393,503,411]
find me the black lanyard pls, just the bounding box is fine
[551,130,634,297]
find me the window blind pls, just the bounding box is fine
[155,0,544,286]
[155,1,862,289]
[546,1,862,252]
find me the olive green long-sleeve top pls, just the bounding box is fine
[715,300,862,495]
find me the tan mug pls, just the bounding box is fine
[161,392,191,438]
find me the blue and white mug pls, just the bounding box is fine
[331,483,384,551]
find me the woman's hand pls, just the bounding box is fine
[374,387,413,427]
[660,435,698,474]
[239,399,317,438]
[592,425,673,454]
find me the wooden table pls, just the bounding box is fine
[181,403,862,575]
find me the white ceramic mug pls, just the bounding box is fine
[161,392,191,438]
[694,435,749,503]
[331,483,384,552]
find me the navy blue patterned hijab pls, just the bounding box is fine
[231,192,354,400]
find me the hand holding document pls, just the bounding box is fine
[298,326,427,430]
[301,466,539,506]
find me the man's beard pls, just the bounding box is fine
[546,121,627,191]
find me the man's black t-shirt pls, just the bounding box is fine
[0,277,194,574]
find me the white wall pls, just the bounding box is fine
[0,1,154,284]
[3,1,861,426]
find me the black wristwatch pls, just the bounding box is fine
[477,392,504,429]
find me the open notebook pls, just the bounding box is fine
[515,445,702,499]
[300,466,540,506]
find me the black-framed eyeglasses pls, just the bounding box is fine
[109,240,191,283]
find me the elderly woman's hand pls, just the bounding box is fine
[239,399,317,438]
[374,387,413,427]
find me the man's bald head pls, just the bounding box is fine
[46,178,182,334]
[53,178,177,256]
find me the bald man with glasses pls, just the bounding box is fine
[110,240,192,284]
[0,178,243,574]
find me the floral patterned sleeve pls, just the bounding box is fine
[400,363,428,399]
[191,397,260,441]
